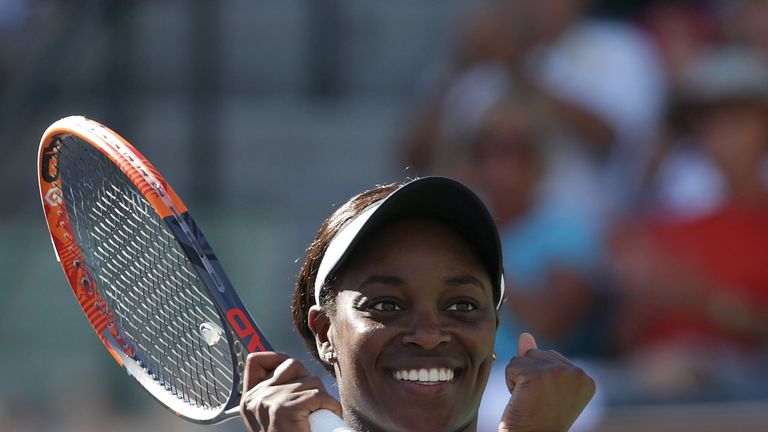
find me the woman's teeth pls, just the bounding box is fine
[393,368,454,383]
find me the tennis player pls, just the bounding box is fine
[240,177,595,431]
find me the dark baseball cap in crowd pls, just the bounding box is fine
[313,176,506,309]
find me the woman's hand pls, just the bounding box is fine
[239,352,343,432]
[499,333,596,432]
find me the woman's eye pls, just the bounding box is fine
[371,301,402,312]
[446,301,476,312]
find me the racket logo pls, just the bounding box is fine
[225,308,267,352]
[44,188,62,206]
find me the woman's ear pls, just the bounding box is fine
[308,305,335,364]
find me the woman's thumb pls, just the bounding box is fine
[517,332,538,356]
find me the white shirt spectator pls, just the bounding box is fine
[530,19,667,222]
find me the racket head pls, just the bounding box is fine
[37,116,270,423]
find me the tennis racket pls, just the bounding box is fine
[37,115,350,430]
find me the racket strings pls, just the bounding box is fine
[56,135,234,411]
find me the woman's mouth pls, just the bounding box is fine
[392,368,455,384]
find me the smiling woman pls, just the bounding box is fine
[240,177,595,432]
[315,218,498,431]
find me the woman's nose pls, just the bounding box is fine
[401,311,450,350]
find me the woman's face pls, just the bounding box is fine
[320,219,498,432]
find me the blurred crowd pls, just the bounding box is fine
[402,0,768,409]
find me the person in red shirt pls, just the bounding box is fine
[611,46,768,401]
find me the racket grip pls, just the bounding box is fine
[308,409,353,432]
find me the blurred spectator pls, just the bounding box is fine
[467,99,604,358]
[522,0,666,222]
[608,45,768,403]
[648,45,768,217]
[401,1,526,180]
[471,99,605,431]
[402,0,666,224]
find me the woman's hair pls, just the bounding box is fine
[292,181,403,373]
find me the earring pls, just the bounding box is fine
[492,352,497,361]
[323,350,337,363]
